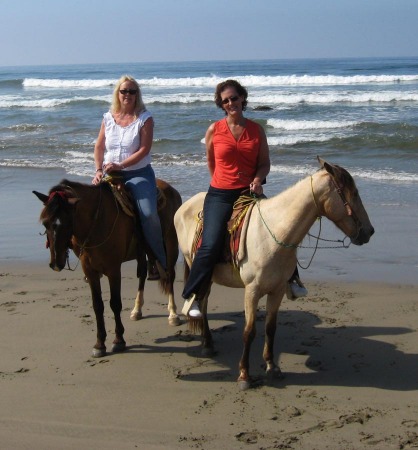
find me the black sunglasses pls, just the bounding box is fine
[221,95,240,105]
[119,89,137,95]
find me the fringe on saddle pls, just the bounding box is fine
[101,173,166,217]
[191,194,259,269]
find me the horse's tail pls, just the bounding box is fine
[157,268,175,295]
[183,262,208,335]
[187,316,204,335]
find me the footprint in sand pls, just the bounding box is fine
[402,420,418,428]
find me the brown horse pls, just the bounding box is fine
[174,158,375,390]
[34,178,182,357]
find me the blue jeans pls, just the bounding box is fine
[123,165,167,269]
[182,186,243,299]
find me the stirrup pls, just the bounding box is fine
[286,276,308,300]
[181,294,202,318]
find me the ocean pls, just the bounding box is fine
[1,57,417,283]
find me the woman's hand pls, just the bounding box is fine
[92,169,103,185]
[103,162,124,173]
[250,180,263,195]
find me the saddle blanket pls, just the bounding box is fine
[191,194,258,268]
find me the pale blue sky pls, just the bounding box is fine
[1,0,417,67]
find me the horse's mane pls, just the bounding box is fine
[48,179,110,195]
[332,165,356,190]
[41,180,110,222]
[269,164,355,203]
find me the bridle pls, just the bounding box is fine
[324,172,363,243]
[44,183,120,271]
[255,170,363,270]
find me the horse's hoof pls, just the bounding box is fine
[130,310,143,321]
[168,315,181,326]
[92,347,106,358]
[238,380,251,391]
[201,346,215,358]
[111,342,126,353]
[266,366,285,381]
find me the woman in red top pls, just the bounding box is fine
[182,80,306,318]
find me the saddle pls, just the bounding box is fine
[101,174,167,270]
[191,193,260,268]
[102,174,166,216]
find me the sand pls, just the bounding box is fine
[1,260,417,449]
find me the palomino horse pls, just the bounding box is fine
[174,157,375,390]
[34,178,182,357]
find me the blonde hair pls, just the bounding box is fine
[111,75,146,114]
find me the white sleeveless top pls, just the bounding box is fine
[102,110,152,171]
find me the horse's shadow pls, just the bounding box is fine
[123,309,418,391]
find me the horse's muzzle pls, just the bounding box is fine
[352,226,375,245]
[50,262,64,272]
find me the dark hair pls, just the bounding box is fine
[214,79,248,113]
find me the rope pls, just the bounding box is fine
[255,198,299,249]
[254,178,352,270]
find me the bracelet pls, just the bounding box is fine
[96,168,103,173]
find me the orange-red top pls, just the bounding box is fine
[210,118,261,189]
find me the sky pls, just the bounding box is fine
[1,0,418,67]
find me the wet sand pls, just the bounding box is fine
[1,261,417,449]
[1,166,418,448]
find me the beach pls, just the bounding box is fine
[0,165,417,449]
[1,57,418,448]
[1,261,417,449]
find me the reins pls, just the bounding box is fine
[75,184,121,252]
[59,183,121,271]
[254,173,355,270]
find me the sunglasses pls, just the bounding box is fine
[119,89,137,95]
[221,95,240,105]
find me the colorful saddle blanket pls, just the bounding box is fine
[102,174,166,217]
[191,194,259,268]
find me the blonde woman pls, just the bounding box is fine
[93,75,166,275]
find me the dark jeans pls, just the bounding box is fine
[182,186,243,299]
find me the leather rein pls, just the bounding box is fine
[256,171,362,269]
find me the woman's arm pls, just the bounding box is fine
[92,121,106,184]
[250,125,270,194]
[205,122,216,177]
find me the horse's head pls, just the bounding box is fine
[317,157,375,245]
[33,186,79,271]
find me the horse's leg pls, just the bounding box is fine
[85,270,107,358]
[108,270,126,353]
[264,290,285,381]
[237,286,260,391]
[130,289,144,321]
[167,282,180,326]
[130,253,147,321]
[163,231,180,327]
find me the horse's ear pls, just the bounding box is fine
[33,191,49,204]
[317,155,326,168]
[317,156,335,176]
